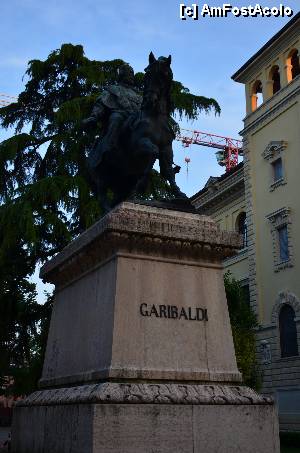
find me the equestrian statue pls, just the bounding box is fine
[82,52,187,212]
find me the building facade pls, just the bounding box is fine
[192,163,248,289]
[192,13,300,431]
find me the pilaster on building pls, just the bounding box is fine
[192,12,300,432]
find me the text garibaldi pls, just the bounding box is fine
[140,303,208,321]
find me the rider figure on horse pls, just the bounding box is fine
[82,55,187,210]
[82,64,142,169]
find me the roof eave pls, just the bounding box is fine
[232,12,300,83]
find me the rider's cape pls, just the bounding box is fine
[98,85,142,113]
[88,85,142,171]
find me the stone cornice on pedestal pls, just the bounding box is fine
[41,202,242,287]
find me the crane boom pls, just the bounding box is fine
[176,128,243,172]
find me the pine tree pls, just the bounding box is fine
[0,43,220,261]
[0,238,38,394]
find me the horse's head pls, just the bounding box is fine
[142,52,173,114]
[145,52,173,82]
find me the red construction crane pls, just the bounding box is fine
[176,128,243,172]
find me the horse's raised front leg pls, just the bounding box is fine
[159,144,187,198]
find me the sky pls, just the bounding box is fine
[1,0,299,300]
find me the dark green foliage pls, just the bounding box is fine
[224,272,261,390]
[9,294,54,396]
[171,80,221,120]
[0,236,52,395]
[280,432,300,450]
[0,294,53,396]
[135,169,176,201]
[0,230,53,395]
[0,44,220,393]
[280,446,300,453]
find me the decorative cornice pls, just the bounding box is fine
[270,177,287,192]
[266,207,291,224]
[41,202,242,287]
[262,141,288,160]
[17,382,273,407]
[271,291,300,324]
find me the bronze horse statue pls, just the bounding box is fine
[87,53,187,212]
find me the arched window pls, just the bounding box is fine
[290,49,300,80]
[279,304,299,358]
[269,66,281,94]
[251,80,263,111]
[236,212,247,248]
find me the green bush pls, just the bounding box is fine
[224,272,262,390]
[280,431,300,448]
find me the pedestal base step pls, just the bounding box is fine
[12,383,280,453]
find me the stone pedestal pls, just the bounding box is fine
[12,202,280,452]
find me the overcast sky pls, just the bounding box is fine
[1,1,299,299]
